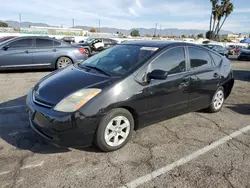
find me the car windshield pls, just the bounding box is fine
[79,44,159,76]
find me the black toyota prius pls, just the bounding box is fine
[27,41,234,152]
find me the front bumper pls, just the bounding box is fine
[26,89,97,147]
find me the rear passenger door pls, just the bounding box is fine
[187,47,221,111]
[33,38,59,67]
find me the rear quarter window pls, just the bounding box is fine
[210,52,222,66]
[188,47,213,70]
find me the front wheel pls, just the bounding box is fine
[56,57,72,69]
[95,108,134,152]
[207,87,225,113]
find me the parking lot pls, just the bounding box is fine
[0,60,250,188]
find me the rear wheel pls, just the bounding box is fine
[56,57,72,69]
[95,108,134,152]
[84,48,90,57]
[207,87,225,113]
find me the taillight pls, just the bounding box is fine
[78,48,85,54]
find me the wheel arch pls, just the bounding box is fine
[118,106,139,130]
[222,79,234,99]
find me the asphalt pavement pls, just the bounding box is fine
[0,60,250,188]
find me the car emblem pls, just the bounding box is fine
[36,91,39,95]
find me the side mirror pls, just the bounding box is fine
[148,69,168,80]
[2,45,10,51]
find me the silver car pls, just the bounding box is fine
[0,36,87,70]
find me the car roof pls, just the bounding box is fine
[120,40,194,48]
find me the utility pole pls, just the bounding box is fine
[72,19,75,28]
[153,23,158,37]
[19,13,22,29]
[98,19,100,33]
[160,24,162,37]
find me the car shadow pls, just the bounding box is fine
[226,104,250,115]
[0,95,101,154]
[233,70,250,82]
[0,69,53,74]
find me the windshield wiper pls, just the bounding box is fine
[83,65,111,76]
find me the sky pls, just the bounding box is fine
[0,0,250,32]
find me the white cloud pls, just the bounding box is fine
[128,8,140,17]
[136,0,143,8]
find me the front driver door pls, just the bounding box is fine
[138,47,191,126]
[0,38,34,69]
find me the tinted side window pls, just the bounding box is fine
[188,47,212,70]
[54,41,61,46]
[210,52,222,66]
[9,39,33,48]
[150,47,186,75]
[36,39,53,47]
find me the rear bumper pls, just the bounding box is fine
[26,89,97,147]
[72,53,87,63]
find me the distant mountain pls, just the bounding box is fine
[4,20,52,28]
[3,20,245,36]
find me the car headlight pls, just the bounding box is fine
[54,88,101,112]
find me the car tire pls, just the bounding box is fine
[84,48,90,57]
[238,57,242,61]
[56,56,73,69]
[207,87,225,113]
[95,108,134,152]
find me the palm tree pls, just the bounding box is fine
[216,1,234,37]
[209,0,219,39]
[214,5,224,39]
[211,4,221,39]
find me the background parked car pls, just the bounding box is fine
[0,36,87,70]
[0,36,16,43]
[61,36,76,44]
[226,45,245,55]
[77,38,118,56]
[238,46,250,60]
[202,44,229,57]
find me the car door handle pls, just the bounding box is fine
[180,77,190,88]
[52,49,57,52]
[24,50,29,53]
[213,73,220,78]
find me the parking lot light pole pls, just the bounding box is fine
[19,13,22,30]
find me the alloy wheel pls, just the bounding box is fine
[104,116,130,147]
[57,57,72,69]
[213,90,224,110]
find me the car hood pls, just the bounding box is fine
[34,65,111,106]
